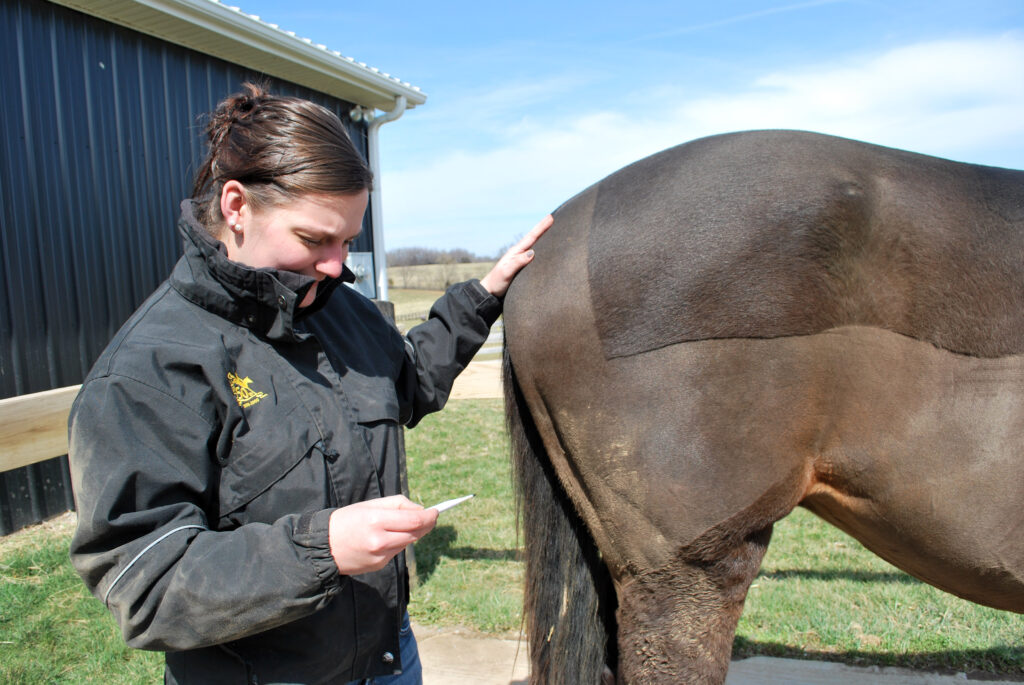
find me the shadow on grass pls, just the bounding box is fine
[756,568,919,583]
[732,636,1024,678]
[412,525,521,584]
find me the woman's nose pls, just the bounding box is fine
[317,244,348,279]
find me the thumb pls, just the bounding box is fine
[371,495,422,510]
[509,249,535,269]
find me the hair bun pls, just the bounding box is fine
[229,82,267,120]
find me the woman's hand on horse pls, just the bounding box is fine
[480,215,554,297]
[328,495,438,575]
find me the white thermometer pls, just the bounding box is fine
[429,494,475,513]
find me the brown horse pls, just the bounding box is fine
[502,130,1024,684]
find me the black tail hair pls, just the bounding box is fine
[503,344,616,683]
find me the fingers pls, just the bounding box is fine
[501,250,535,273]
[372,494,422,510]
[373,507,438,534]
[479,214,554,297]
[516,214,553,250]
[509,214,553,255]
[353,496,437,532]
[328,500,438,575]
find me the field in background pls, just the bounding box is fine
[389,289,504,362]
[389,288,445,319]
[388,262,494,291]
[1,401,1021,681]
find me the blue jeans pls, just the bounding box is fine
[348,612,422,685]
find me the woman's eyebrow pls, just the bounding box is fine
[296,225,362,241]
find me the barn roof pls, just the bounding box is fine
[48,0,426,112]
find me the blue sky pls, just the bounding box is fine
[235,0,1024,255]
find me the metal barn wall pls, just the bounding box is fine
[0,0,373,534]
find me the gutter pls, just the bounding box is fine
[48,0,426,112]
[355,95,408,301]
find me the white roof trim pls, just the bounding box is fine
[48,0,426,112]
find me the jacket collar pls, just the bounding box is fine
[169,199,354,342]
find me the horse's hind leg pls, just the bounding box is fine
[615,525,772,685]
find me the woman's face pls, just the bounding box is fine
[221,185,369,307]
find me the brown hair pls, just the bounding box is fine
[192,82,374,234]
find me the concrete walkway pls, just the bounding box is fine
[438,363,1023,684]
[416,625,1023,684]
[449,359,503,400]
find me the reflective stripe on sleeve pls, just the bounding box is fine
[103,524,209,606]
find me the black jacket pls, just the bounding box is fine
[68,200,500,684]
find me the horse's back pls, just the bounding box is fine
[583,130,1024,359]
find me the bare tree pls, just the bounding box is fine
[388,246,489,266]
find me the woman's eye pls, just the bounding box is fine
[300,236,321,247]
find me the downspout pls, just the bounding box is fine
[358,95,407,301]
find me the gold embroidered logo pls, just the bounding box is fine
[228,371,268,408]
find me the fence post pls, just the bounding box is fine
[372,299,418,585]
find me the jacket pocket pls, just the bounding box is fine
[217,409,326,526]
[345,376,401,426]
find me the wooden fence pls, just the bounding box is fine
[0,386,79,476]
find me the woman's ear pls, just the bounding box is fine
[220,180,247,235]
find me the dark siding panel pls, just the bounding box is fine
[0,0,372,534]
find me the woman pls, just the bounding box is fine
[68,83,551,684]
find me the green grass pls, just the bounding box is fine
[736,507,1022,674]
[405,399,523,635]
[2,399,1021,679]
[0,516,163,683]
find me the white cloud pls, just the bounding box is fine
[380,34,1024,253]
[684,35,1024,154]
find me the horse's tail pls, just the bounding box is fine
[503,345,615,684]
